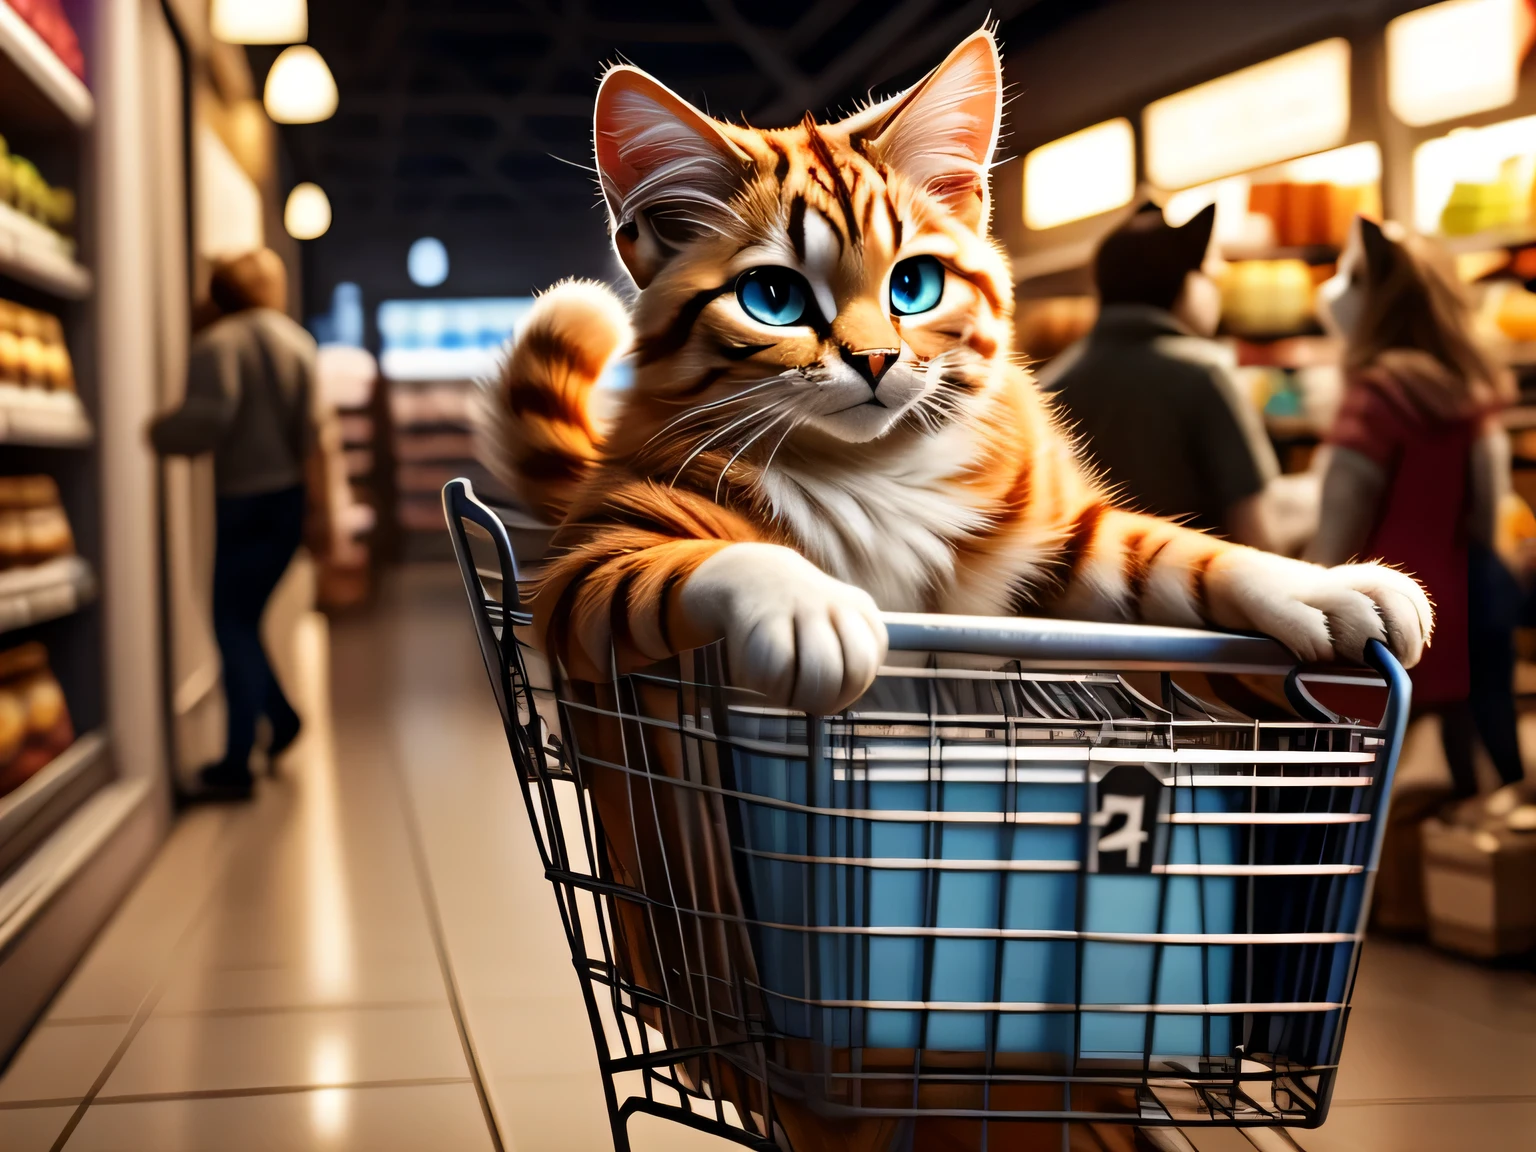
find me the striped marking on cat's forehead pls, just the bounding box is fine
[759,119,903,262]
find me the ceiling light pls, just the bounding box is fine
[1388,0,1532,127]
[264,46,337,125]
[211,0,307,45]
[407,238,449,288]
[1023,118,1136,231]
[285,183,331,240]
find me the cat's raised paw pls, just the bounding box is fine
[680,543,888,714]
[1213,552,1432,668]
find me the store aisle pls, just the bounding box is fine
[0,567,720,1152]
[0,596,497,1151]
[2,565,1534,1151]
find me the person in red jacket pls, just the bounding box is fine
[1309,217,1522,796]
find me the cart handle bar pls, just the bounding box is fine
[884,611,1309,675]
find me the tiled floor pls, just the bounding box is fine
[1,565,1533,1151]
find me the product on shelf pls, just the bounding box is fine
[0,300,73,391]
[0,475,73,568]
[1220,258,1317,338]
[0,137,75,236]
[1441,155,1534,237]
[3,0,86,79]
[1015,295,1096,363]
[0,640,74,798]
[1247,180,1381,249]
[1493,280,1536,342]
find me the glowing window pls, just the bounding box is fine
[1144,39,1351,191]
[1023,118,1135,231]
[1388,0,1529,128]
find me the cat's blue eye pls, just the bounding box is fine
[889,256,944,316]
[737,267,809,326]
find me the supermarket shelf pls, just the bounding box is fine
[0,775,149,954]
[0,1,92,129]
[0,729,108,875]
[1266,414,1323,441]
[0,555,96,636]
[1012,239,1096,285]
[0,205,90,298]
[1440,225,1536,256]
[1222,243,1340,266]
[0,386,91,445]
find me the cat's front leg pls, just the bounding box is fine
[1053,509,1432,668]
[679,543,888,713]
[1202,549,1431,666]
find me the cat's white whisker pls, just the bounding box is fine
[715,405,796,500]
[670,400,786,484]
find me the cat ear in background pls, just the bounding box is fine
[1178,202,1217,264]
[855,30,1002,231]
[594,65,751,287]
[1357,216,1396,282]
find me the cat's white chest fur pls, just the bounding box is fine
[759,429,985,611]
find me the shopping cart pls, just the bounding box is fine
[444,478,1410,1152]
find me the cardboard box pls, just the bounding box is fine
[1421,818,1536,958]
[1373,783,1456,934]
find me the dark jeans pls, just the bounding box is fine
[213,485,305,777]
[1441,543,1527,796]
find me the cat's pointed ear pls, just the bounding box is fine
[851,30,1002,231]
[1357,216,1396,281]
[1179,203,1217,262]
[594,65,752,287]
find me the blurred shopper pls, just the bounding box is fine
[149,249,316,801]
[1042,203,1282,547]
[1309,218,1524,795]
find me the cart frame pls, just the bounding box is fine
[443,478,1410,1152]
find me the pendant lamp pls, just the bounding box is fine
[265,46,338,125]
[285,183,332,241]
[211,0,307,45]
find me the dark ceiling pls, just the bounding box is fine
[257,0,1106,231]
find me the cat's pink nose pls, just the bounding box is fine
[841,347,898,386]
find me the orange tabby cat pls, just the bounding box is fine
[478,29,1430,715]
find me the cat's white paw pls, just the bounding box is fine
[680,543,888,713]
[1212,551,1432,667]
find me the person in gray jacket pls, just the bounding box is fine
[1041,203,1281,548]
[150,248,316,800]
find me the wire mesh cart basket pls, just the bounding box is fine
[444,478,1410,1152]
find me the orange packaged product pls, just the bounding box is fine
[1248,181,1283,240]
[0,475,75,566]
[0,642,73,797]
[37,313,73,391]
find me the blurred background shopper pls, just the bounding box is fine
[1043,203,1283,548]
[1309,218,1525,796]
[149,249,317,801]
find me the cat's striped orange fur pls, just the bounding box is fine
[480,30,1431,713]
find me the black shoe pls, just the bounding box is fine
[268,710,302,759]
[191,762,255,802]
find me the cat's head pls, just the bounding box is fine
[1094,202,1217,330]
[593,31,1010,453]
